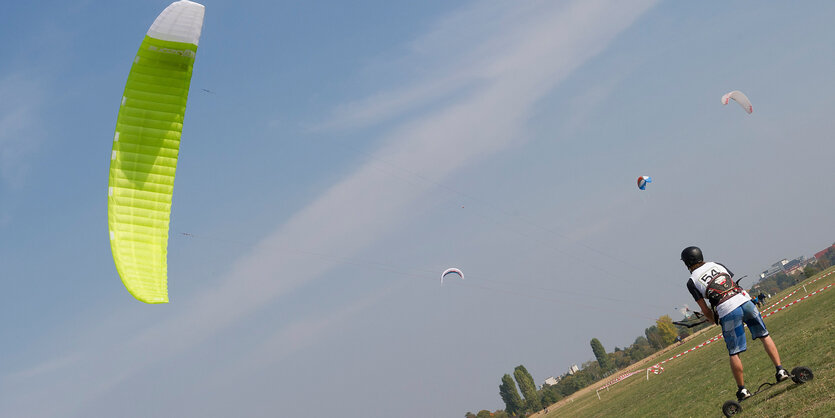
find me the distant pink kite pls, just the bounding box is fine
[721,90,753,114]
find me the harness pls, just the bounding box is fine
[705,272,742,308]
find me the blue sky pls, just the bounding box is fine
[2,1,835,416]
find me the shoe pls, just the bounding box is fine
[776,368,790,382]
[736,387,752,401]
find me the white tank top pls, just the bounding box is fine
[689,262,749,318]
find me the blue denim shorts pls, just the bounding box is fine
[720,300,769,356]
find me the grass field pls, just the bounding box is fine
[537,267,835,417]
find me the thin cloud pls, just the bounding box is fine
[3,353,82,381]
[319,0,647,132]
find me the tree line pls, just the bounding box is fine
[466,314,696,417]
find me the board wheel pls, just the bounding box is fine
[790,366,814,383]
[722,400,742,417]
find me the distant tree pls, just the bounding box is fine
[476,410,492,418]
[756,276,780,295]
[776,272,795,290]
[628,335,654,361]
[557,374,582,396]
[514,365,542,412]
[465,413,477,418]
[656,315,678,346]
[612,349,632,369]
[804,264,820,278]
[540,384,562,406]
[645,325,665,349]
[499,374,524,416]
[572,366,597,387]
[580,360,603,381]
[590,338,613,372]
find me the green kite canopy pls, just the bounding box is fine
[108,1,205,303]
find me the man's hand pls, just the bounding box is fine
[696,298,716,325]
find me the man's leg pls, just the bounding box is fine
[730,354,744,386]
[760,336,782,366]
[721,306,748,388]
[743,301,789,381]
[761,335,791,381]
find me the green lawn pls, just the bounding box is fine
[541,267,835,417]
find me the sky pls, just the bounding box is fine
[1,1,834,416]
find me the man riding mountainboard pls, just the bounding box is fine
[681,246,790,401]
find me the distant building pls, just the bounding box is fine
[760,266,781,279]
[567,364,580,375]
[801,257,817,267]
[760,260,786,279]
[783,257,805,275]
[544,376,560,386]
[760,257,807,278]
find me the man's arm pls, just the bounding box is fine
[696,298,715,325]
[686,278,702,301]
[686,278,716,325]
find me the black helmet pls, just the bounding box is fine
[681,246,703,268]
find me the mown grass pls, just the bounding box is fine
[541,267,835,417]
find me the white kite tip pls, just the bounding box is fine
[147,0,205,46]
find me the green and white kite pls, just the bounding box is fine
[108,1,205,303]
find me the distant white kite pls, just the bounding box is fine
[440,268,464,284]
[721,90,753,114]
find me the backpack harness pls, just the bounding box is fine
[704,271,743,308]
